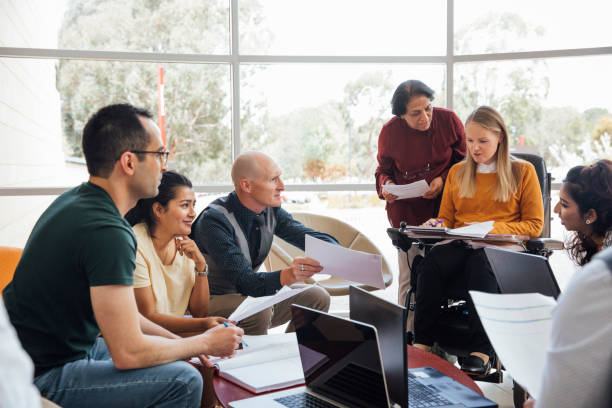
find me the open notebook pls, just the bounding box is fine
[203,332,304,393]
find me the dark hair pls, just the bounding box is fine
[563,159,612,266]
[125,170,193,230]
[391,80,435,116]
[82,103,153,177]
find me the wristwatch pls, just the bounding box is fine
[195,264,209,277]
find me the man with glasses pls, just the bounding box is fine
[2,104,243,408]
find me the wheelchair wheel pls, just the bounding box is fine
[513,380,529,408]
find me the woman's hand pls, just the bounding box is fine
[176,236,207,272]
[201,316,230,331]
[382,181,398,203]
[423,177,443,199]
[421,218,445,228]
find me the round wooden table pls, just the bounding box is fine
[212,345,483,407]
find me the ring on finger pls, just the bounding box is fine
[300,264,304,272]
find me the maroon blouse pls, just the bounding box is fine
[375,107,466,227]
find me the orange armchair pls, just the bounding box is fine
[0,246,23,291]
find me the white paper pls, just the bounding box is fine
[448,221,494,238]
[382,180,430,199]
[228,286,310,322]
[305,235,385,289]
[469,291,557,399]
[201,333,304,393]
[207,333,300,369]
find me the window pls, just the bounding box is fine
[241,63,445,182]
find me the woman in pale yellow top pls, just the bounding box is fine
[126,170,227,335]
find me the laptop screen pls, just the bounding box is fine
[291,305,390,408]
[350,285,407,408]
[484,247,561,299]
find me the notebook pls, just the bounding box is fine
[483,247,561,299]
[229,304,394,408]
[205,332,304,393]
[349,285,497,408]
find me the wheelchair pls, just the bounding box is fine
[387,153,563,408]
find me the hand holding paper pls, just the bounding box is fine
[304,235,385,289]
[382,179,430,200]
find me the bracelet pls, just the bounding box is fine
[195,264,208,277]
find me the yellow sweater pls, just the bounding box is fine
[438,160,544,238]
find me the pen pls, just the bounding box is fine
[427,219,444,227]
[222,321,248,347]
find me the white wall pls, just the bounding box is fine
[0,0,86,247]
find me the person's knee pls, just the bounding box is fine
[176,364,204,407]
[238,307,273,335]
[303,285,330,312]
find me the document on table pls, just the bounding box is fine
[382,180,430,199]
[448,221,494,238]
[469,290,557,399]
[305,235,385,289]
[202,333,304,394]
[228,286,311,322]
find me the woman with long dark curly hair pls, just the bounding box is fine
[555,159,612,265]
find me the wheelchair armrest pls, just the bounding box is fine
[386,227,415,252]
[525,238,564,255]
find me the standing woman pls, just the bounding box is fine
[125,170,227,336]
[375,80,466,307]
[415,106,544,375]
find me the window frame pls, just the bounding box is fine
[1,0,610,196]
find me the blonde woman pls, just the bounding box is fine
[414,106,544,375]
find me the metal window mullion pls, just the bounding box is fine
[446,0,454,111]
[230,0,240,162]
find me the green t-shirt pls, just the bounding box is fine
[2,182,136,376]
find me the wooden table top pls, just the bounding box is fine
[212,345,483,407]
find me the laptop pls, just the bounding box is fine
[349,285,497,408]
[483,247,561,299]
[230,304,396,408]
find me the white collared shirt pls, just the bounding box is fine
[477,161,497,173]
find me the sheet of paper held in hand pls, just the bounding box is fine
[382,179,430,199]
[469,290,557,399]
[304,235,385,289]
[228,286,311,322]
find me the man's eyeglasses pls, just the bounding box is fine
[131,150,170,166]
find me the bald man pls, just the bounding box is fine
[190,151,336,335]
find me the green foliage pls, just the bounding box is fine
[58,0,266,184]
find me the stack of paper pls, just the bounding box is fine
[469,290,557,399]
[382,180,430,199]
[448,221,494,238]
[228,286,311,322]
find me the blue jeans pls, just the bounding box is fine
[34,338,203,408]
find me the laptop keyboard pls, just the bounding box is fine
[275,392,337,408]
[408,373,453,408]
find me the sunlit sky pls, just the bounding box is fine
[28,0,612,117]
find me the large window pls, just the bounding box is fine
[1,0,611,249]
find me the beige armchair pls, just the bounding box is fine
[264,212,393,296]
